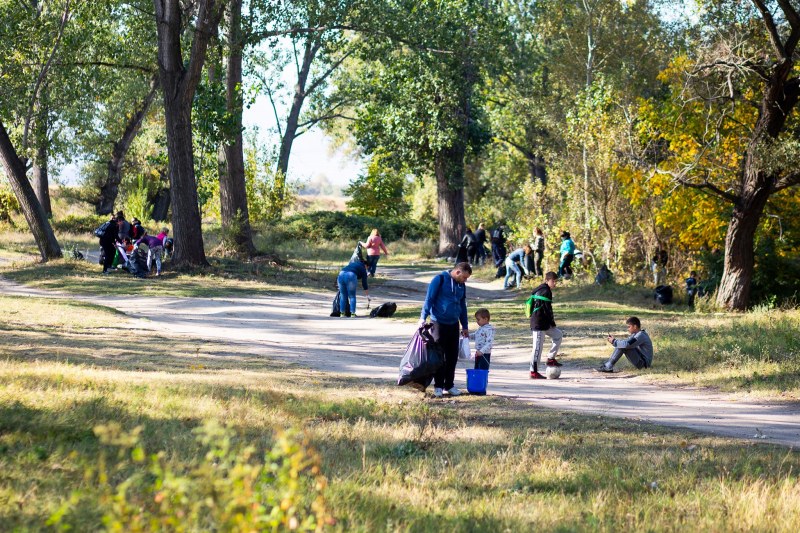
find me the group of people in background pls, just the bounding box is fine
[97,211,171,277]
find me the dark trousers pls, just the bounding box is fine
[474,353,491,371]
[431,321,460,390]
[534,250,544,277]
[101,242,116,272]
[558,254,574,278]
[607,348,649,369]
[366,254,380,276]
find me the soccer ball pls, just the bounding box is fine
[545,366,562,379]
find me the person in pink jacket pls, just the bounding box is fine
[360,228,390,277]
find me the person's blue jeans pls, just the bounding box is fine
[504,259,522,288]
[337,271,358,316]
[366,254,380,276]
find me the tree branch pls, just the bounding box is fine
[23,0,71,153]
[774,171,800,191]
[655,168,741,204]
[295,112,355,132]
[304,48,355,97]
[182,0,226,99]
[51,60,155,74]
[752,0,787,60]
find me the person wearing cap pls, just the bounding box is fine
[558,231,576,279]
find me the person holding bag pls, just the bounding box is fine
[419,262,472,398]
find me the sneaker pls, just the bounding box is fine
[433,388,444,398]
[529,371,546,379]
[546,358,563,367]
[447,387,461,397]
[595,366,614,373]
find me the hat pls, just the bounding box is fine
[561,231,570,239]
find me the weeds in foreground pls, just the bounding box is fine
[1,296,800,531]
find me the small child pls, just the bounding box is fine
[686,270,698,306]
[471,308,495,371]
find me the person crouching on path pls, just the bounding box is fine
[597,316,653,372]
[337,259,369,317]
[529,271,563,379]
[419,262,472,398]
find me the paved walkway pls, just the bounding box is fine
[3,268,799,448]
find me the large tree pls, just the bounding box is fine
[644,0,800,310]
[153,0,226,267]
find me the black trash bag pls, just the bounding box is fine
[655,285,673,305]
[522,253,534,277]
[98,247,105,265]
[331,290,351,317]
[495,264,507,278]
[350,242,365,264]
[397,324,444,387]
[125,246,149,279]
[454,243,468,264]
[370,302,397,318]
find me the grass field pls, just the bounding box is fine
[2,296,800,531]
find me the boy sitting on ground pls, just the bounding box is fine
[597,316,653,372]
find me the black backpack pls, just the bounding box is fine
[370,302,397,318]
[655,285,673,305]
[94,221,112,238]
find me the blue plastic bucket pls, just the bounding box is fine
[466,369,489,395]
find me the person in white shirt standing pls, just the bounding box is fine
[471,308,495,371]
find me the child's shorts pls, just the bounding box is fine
[474,353,491,371]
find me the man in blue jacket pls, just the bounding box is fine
[419,262,472,398]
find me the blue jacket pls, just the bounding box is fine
[560,238,575,257]
[340,261,369,290]
[420,270,468,328]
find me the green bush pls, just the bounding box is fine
[279,211,436,242]
[0,187,19,222]
[52,214,108,234]
[48,421,330,531]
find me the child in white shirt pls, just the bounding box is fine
[471,308,495,371]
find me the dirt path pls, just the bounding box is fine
[3,268,799,448]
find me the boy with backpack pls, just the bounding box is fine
[527,271,563,379]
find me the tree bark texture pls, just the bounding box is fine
[154,0,224,267]
[275,37,319,209]
[0,120,61,261]
[434,148,467,257]
[31,99,52,216]
[218,0,255,255]
[97,77,159,215]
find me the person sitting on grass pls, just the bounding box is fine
[597,316,653,373]
[529,271,563,379]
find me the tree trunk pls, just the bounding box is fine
[97,77,159,215]
[154,0,224,268]
[0,120,61,261]
[274,37,318,211]
[218,0,255,255]
[31,99,52,216]
[434,148,467,257]
[32,146,51,217]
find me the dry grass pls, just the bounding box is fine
[1,296,800,531]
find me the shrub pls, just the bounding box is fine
[48,421,330,531]
[52,214,107,234]
[0,187,20,222]
[278,211,436,242]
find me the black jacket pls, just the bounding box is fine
[99,220,119,246]
[474,228,486,245]
[529,282,556,331]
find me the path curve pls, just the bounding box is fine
[3,268,799,448]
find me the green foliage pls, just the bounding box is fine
[47,421,329,531]
[51,214,107,234]
[344,154,410,217]
[0,187,20,222]
[124,174,154,222]
[280,211,436,242]
[244,138,295,223]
